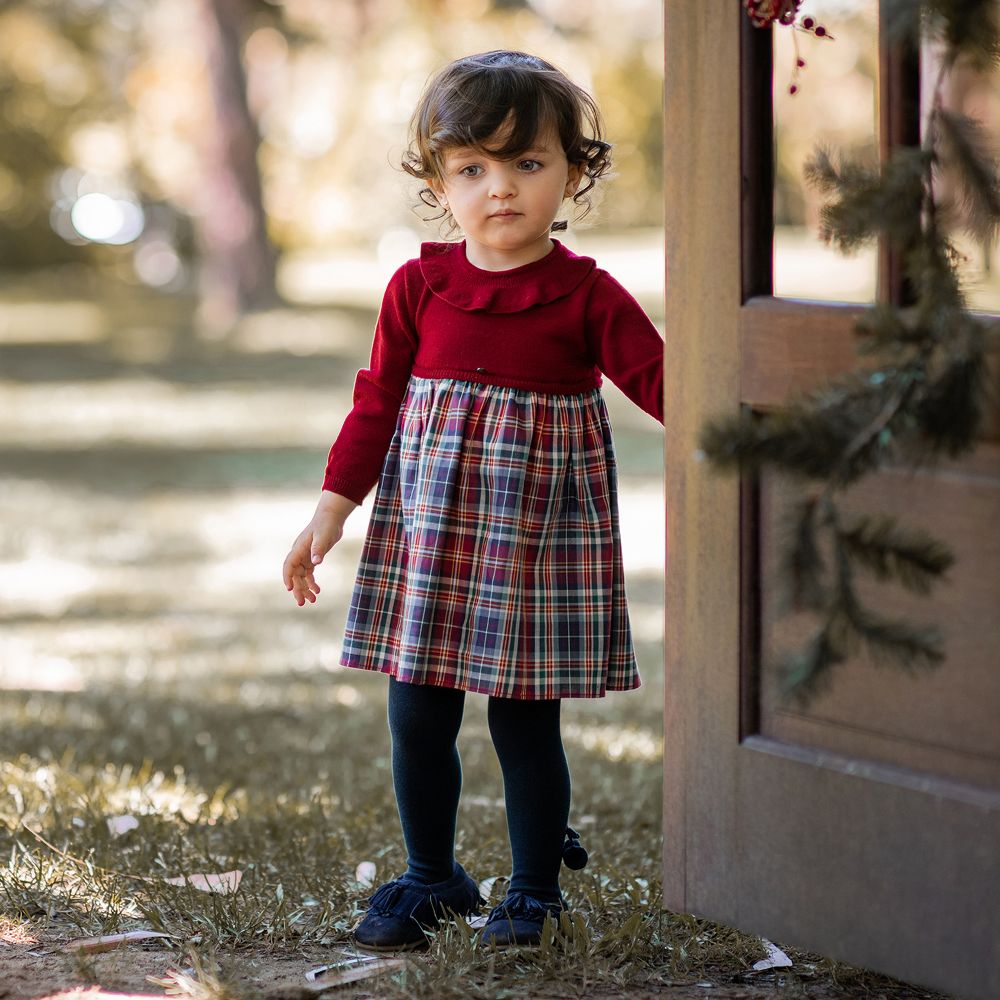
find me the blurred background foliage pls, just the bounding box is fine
[0,0,666,827]
[0,0,663,328]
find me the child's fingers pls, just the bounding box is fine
[294,554,321,593]
[289,569,321,605]
[283,555,309,591]
[282,534,314,590]
[288,557,318,590]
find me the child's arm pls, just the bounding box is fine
[321,263,419,504]
[585,272,664,424]
[282,490,360,606]
[283,263,417,606]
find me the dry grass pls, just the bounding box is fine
[0,276,951,999]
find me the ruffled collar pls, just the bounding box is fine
[420,239,596,313]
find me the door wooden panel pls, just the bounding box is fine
[759,449,1000,790]
[740,297,1000,438]
[662,4,1000,996]
[733,736,999,988]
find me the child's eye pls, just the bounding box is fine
[518,159,543,172]
[459,165,483,177]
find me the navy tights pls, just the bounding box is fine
[387,677,569,904]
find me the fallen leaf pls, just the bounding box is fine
[62,930,177,954]
[304,957,406,991]
[305,953,380,980]
[354,861,376,888]
[477,875,503,899]
[163,870,242,894]
[752,938,793,971]
[107,815,139,836]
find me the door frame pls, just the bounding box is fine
[661,4,1000,997]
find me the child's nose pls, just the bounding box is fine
[488,169,517,199]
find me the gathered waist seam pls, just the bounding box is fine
[409,364,601,395]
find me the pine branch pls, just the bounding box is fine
[906,239,965,328]
[805,147,926,252]
[934,108,1000,246]
[698,404,857,479]
[700,372,899,481]
[837,594,948,672]
[825,380,911,489]
[916,353,986,458]
[775,495,828,615]
[773,501,947,701]
[832,525,947,668]
[703,0,1000,706]
[883,0,1000,68]
[836,511,954,594]
[775,627,844,705]
[803,145,876,195]
[853,306,933,358]
[801,368,925,493]
[925,0,1000,70]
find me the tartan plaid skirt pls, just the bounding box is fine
[339,376,640,699]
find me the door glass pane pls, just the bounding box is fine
[921,34,1000,314]
[773,0,879,303]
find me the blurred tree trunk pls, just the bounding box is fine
[196,0,278,334]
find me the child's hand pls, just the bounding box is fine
[282,492,358,606]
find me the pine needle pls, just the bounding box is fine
[836,512,954,594]
[842,601,948,672]
[934,108,1000,246]
[925,0,1000,69]
[775,628,844,704]
[915,351,987,455]
[777,496,828,614]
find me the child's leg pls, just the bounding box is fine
[387,676,466,884]
[487,695,569,904]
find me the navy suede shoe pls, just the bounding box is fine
[479,891,566,948]
[352,863,482,951]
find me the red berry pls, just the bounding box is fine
[802,15,814,28]
[797,57,806,66]
[789,84,798,94]
[815,25,826,36]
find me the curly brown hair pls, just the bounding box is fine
[401,50,612,236]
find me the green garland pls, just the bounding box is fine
[705,0,1000,704]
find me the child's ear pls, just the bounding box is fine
[564,163,585,199]
[429,179,448,208]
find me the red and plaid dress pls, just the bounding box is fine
[323,240,664,700]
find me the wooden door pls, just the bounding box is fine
[662,4,1000,997]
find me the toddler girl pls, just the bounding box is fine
[282,49,664,950]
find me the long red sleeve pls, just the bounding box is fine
[584,272,664,424]
[321,264,418,504]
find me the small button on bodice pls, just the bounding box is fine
[475,367,487,373]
